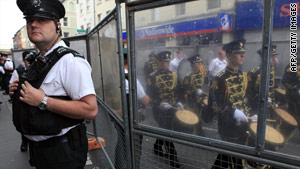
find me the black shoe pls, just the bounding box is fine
[170,158,181,168]
[20,142,28,152]
[153,148,164,157]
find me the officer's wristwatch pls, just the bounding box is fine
[38,96,48,110]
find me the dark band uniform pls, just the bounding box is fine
[282,48,300,131]
[182,55,206,135]
[15,0,95,168]
[209,40,248,169]
[146,51,181,168]
[246,47,277,114]
[144,52,158,78]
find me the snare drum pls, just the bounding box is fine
[274,108,298,141]
[173,109,199,134]
[248,123,285,151]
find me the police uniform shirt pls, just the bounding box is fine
[0,65,4,74]
[4,58,14,69]
[208,57,227,77]
[9,70,19,84]
[25,40,96,141]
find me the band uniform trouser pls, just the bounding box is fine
[28,123,88,169]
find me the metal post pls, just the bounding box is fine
[116,1,133,169]
[256,0,274,152]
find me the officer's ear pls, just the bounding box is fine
[56,22,61,33]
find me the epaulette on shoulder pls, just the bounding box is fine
[56,46,84,59]
[250,66,260,73]
[216,69,225,77]
[149,70,157,77]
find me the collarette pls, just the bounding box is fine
[226,66,239,73]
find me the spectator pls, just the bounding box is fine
[170,48,184,72]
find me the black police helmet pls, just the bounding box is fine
[17,0,65,20]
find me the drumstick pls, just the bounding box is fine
[247,117,276,122]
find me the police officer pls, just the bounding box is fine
[182,54,207,136]
[282,47,300,131]
[11,0,98,168]
[9,51,34,152]
[0,53,14,95]
[246,46,278,116]
[146,51,182,168]
[208,40,249,169]
[144,52,158,78]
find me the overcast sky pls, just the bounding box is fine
[0,0,26,49]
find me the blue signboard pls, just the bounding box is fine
[122,14,233,41]
[236,0,300,30]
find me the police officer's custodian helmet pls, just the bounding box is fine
[17,0,65,20]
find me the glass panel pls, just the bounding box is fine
[133,0,267,151]
[69,39,87,59]
[266,1,300,158]
[88,33,103,98]
[99,19,123,117]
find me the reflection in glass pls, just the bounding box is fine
[133,0,300,160]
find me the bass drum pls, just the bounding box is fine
[173,109,200,135]
[273,108,298,141]
[177,58,192,86]
[248,122,285,151]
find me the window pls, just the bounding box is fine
[86,0,90,12]
[63,32,69,37]
[151,8,159,21]
[80,3,83,15]
[98,14,102,23]
[176,3,185,16]
[208,0,220,10]
[63,17,68,26]
[69,2,74,11]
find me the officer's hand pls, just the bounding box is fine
[233,109,248,122]
[9,78,19,96]
[176,102,184,109]
[196,89,204,96]
[250,114,258,122]
[160,102,172,111]
[19,81,45,107]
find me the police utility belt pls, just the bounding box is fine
[12,46,85,135]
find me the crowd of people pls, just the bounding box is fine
[141,40,300,168]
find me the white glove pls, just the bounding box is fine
[176,102,184,109]
[233,109,248,122]
[268,97,272,104]
[196,89,204,96]
[250,114,258,122]
[160,102,172,111]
